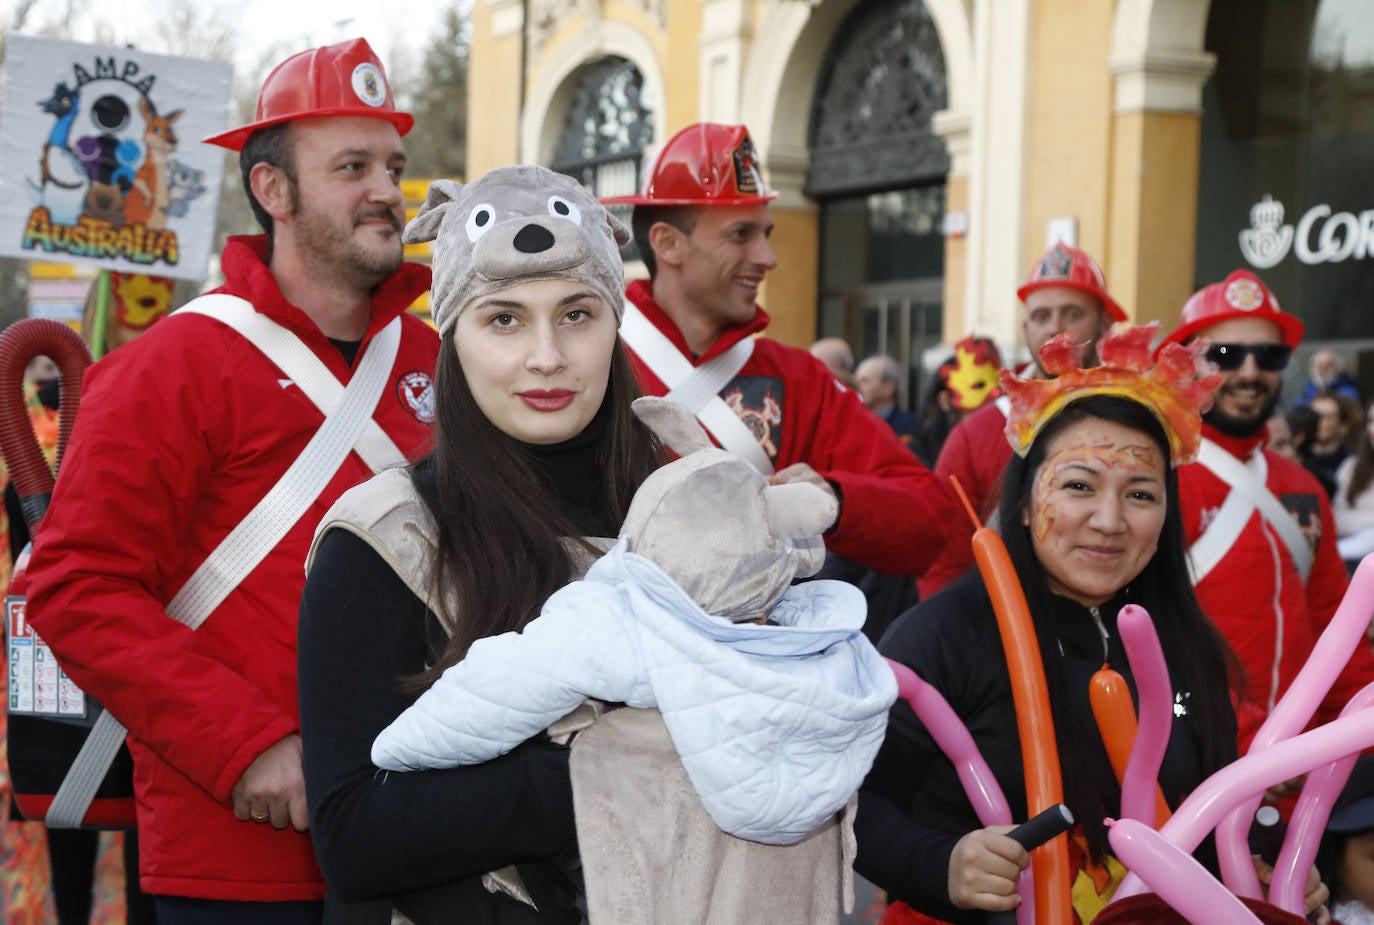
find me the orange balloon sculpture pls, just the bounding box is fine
[1089,667,1172,827]
[951,476,1072,924]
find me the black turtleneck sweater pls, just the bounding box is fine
[297,416,621,922]
[854,572,1236,923]
[521,398,619,540]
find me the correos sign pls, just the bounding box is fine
[1239,194,1374,269]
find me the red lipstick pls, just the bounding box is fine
[519,389,575,411]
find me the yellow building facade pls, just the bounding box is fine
[468,0,1374,396]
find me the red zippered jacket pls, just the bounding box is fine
[1179,425,1374,750]
[25,236,438,900]
[623,280,954,577]
[918,396,1014,597]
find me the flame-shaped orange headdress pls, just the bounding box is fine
[1000,322,1222,465]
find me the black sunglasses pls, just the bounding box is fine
[1205,342,1293,372]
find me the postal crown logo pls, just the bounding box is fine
[1238,194,1293,270]
[1224,277,1265,311]
[351,63,387,108]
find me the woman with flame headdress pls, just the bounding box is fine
[855,325,1256,924]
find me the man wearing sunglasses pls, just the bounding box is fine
[919,242,1126,597]
[1164,268,1374,753]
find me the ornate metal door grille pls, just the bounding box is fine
[806,0,949,198]
[550,56,654,253]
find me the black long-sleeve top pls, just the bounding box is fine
[854,573,1235,924]
[299,529,583,923]
[299,409,620,922]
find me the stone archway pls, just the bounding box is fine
[738,0,976,350]
[739,0,973,207]
[1110,0,1213,91]
[521,19,666,167]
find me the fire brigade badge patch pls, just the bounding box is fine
[396,370,435,424]
[1039,244,1074,280]
[1223,277,1265,311]
[351,62,387,108]
[722,375,783,461]
[732,135,762,196]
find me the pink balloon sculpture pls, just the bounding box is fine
[1215,555,1374,898]
[1268,684,1374,913]
[886,659,1012,825]
[1106,818,1263,924]
[1113,697,1374,903]
[885,658,1035,924]
[1116,605,1173,827]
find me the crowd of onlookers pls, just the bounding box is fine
[1257,350,1374,564]
[810,333,1004,469]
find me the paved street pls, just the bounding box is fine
[844,874,886,924]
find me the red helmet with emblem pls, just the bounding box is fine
[205,38,413,151]
[1163,268,1303,348]
[1017,243,1127,323]
[601,123,778,206]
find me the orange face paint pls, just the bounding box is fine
[1028,421,1167,608]
[1031,435,1162,543]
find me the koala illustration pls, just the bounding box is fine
[164,159,208,219]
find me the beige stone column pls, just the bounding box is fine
[1107,21,1216,327]
[468,0,525,176]
[934,110,971,343]
[758,149,818,350]
[960,0,1033,351]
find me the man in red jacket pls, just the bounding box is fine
[918,243,1126,598]
[24,39,439,923]
[604,122,954,585]
[1161,269,1374,750]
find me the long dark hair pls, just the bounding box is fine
[996,395,1242,861]
[409,328,660,690]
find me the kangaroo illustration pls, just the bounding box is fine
[126,96,182,230]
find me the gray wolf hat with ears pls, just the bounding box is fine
[402,166,631,335]
[624,397,838,624]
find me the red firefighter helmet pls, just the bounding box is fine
[205,38,413,151]
[1162,268,1303,348]
[602,123,778,206]
[1017,243,1127,323]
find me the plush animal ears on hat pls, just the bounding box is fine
[401,177,631,248]
[629,397,836,538]
[402,179,463,247]
[402,169,631,336]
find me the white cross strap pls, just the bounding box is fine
[620,301,773,474]
[45,297,405,828]
[180,295,407,473]
[1187,439,1313,586]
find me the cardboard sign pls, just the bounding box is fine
[0,34,232,280]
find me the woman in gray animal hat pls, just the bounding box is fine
[296,165,659,922]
